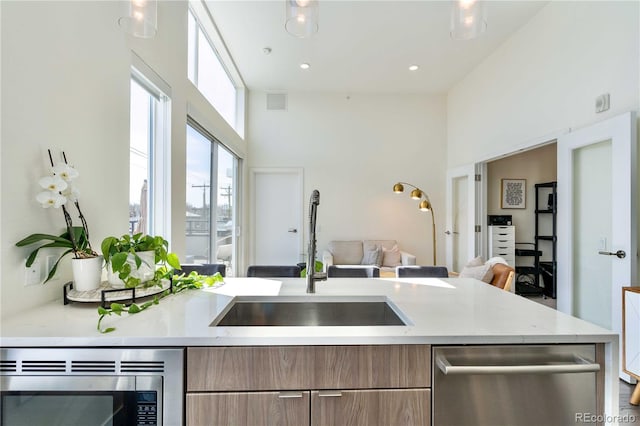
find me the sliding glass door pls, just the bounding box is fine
[185,122,238,276]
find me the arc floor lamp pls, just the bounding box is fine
[393,182,436,265]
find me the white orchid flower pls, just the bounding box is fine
[36,191,67,209]
[38,175,68,192]
[52,163,79,182]
[62,184,80,202]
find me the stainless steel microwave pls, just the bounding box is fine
[1,348,183,426]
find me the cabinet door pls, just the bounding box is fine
[187,391,310,426]
[311,389,430,426]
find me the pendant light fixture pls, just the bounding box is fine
[118,0,158,38]
[450,0,486,40]
[285,0,319,38]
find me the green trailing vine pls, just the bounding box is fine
[96,270,224,333]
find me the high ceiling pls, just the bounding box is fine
[204,1,548,94]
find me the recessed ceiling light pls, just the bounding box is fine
[409,65,419,71]
[300,63,310,70]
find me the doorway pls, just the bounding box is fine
[250,168,304,267]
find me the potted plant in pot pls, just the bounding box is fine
[101,233,181,288]
[16,150,102,291]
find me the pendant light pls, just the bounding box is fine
[119,0,158,38]
[450,0,486,40]
[285,0,319,38]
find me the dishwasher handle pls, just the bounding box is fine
[436,354,600,375]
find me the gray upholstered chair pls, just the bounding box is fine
[180,263,226,277]
[327,265,380,278]
[246,265,301,278]
[396,266,449,278]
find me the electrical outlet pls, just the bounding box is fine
[24,259,43,286]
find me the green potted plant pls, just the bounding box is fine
[16,150,102,291]
[101,233,181,288]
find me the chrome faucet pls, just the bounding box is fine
[306,189,326,293]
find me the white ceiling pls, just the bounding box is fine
[204,1,548,94]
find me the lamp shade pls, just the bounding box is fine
[119,0,157,38]
[393,183,405,193]
[419,199,432,211]
[450,0,486,40]
[410,189,423,200]
[285,0,319,38]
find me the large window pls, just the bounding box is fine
[188,9,239,132]
[129,72,170,238]
[186,121,238,276]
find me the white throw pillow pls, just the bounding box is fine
[459,263,494,283]
[361,245,382,266]
[466,256,485,267]
[382,245,402,267]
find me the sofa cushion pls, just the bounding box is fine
[382,245,402,267]
[364,240,397,252]
[328,240,364,265]
[361,245,382,266]
[459,263,494,283]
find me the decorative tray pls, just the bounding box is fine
[63,280,172,307]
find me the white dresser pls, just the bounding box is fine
[488,225,515,266]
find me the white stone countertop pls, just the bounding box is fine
[0,277,617,347]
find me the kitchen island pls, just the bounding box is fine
[0,276,620,424]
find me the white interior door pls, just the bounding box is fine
[251,168,303,266]
[557,111,637,379]
[446,164,477,272]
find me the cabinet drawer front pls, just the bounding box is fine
[187,345,431,391]
[187,346,312,391]
[311,388,430,426]
[490,226,515,236]
[187,391,310,426]
[313,345,430,389]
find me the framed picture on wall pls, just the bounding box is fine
[501,178,526,209]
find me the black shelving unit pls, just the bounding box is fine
[534,181,557,298]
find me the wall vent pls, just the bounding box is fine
[266,93,287,111]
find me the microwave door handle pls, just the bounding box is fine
[436,354,600,375]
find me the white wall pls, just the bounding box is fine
[447,1,639,168]
[1,1,246,319]
[247,91,447,266]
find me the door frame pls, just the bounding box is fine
[249,167,304,266]
[445,164,477,271]
[556,111,638,333]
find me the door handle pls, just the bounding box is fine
[598,250,626,259]
[444,231,459,235]
[436,354,600,375]
[278,391,304,398]
[288,228,298,233]
[317,391,342,397]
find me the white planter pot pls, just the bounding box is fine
[107,250,156,288]
[71,255,104,292]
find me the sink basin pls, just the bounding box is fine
[210,296,409,326]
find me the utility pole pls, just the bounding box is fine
[191,183,210,209]
[220,185,232,219]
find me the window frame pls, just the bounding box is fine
[187,3,246,138]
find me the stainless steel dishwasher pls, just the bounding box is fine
[433,344,603,426]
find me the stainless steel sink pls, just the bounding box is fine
[210,296,409,326]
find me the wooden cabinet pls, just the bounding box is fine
[187,391,310,426]
[311,389,430,426]
[186,345,431,426]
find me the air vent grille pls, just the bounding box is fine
[71,361,116,373]
[0,360,17,372]
[22,360,66,372]
[266,93,287,111]
[121,361,164,373]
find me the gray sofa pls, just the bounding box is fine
[322,240,416,276]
